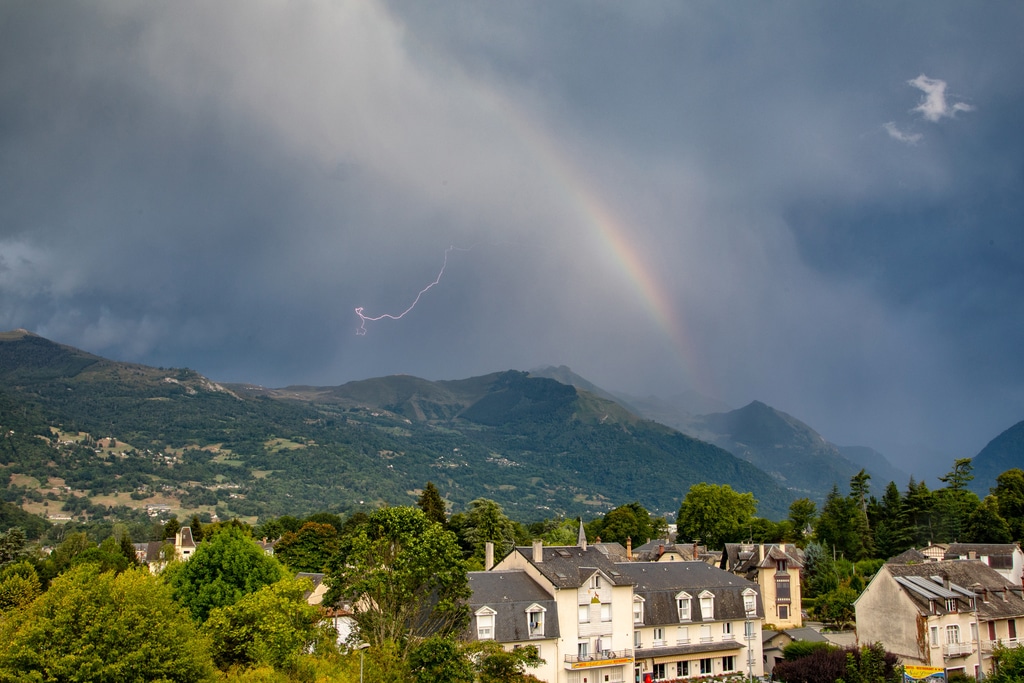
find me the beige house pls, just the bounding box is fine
[469,531,766,683]
[721,543,803,629]
[855,559,1024,678]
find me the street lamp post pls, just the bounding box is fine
[356,642,370,683]
[746,605,757,683]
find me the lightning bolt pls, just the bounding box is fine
[355,245,471,335]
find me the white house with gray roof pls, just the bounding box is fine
[616,561,764,682]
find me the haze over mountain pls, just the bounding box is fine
[970,420,1024,495]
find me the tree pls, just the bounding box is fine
[0,528,27,567]
[469,641,544,683]
[202,576,337,671]
[786,498,817,547]
[964,495,1013,543]
[994,468,1024,542]
[408,636,474,683]
[328,506,469,656]
[417,482,448,526]
[0,561,41,614]
[989,642,1024,683]
[275,522,340,573]
[815,586,858,628]
[871,481,915,559]
[454,498,523,568]
[936,458,980,542]
[588,502,666,547]
[0,564,214,681]
[164,525,284,621]
[676,483,756,550]
[816,485,867,560]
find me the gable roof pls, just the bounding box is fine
[510,545,633,589]
[720,543,804,576]
[885,560,1024,621]
[615,561,761,626]
[468,570,560,642]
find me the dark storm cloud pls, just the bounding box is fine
[2,0,1022,476]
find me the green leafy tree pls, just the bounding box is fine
[786,498,817,547]
[408,636,474,683]
[676,483,756,550]
[417,482,448,526]
[965,495,1013,543]
[815,586,858,628]
[469,641,544,683]
[0,561,41,614]
[453,498,523,568]
[165,525,284,621]
[803,542,839,599]
[275,522,340,573]
[203,576,337,671]
[994,468,1024,542]
[328,506,469,657]
[0,564,214,681]
[588,502,667,547]
[0,528,28,567]
[990,643,1024,683]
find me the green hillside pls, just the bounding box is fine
[0,331,795,527]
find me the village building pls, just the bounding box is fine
[720,543,804,629]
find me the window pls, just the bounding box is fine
[723,622,732,636]
[1010,620,1018,640]
[579,604,590,623]
[527,606,545,637]
[988,622,997,640]
[930,626,939,646]
[971,622,978,643]
[653,663,666,680]
[634,630,641,648]
[775,578,791,602]
[699,591,715,621]
[947,625,961,644]
[677,625,690,644]
[633,596,644,624]
[676,592,692,621]
[700,625,712,643]
[742,589,757,616]
[778,605,789,621]
[677,661,689,677]
[591,574,602,590]
[653,627,665,646]
[476,608,496,640]
[601,603,612,622]
[723,656,735,671]
[700,658,713,675]
[577,641,589,658]
[744,621,755,640]
[945,598,958,612]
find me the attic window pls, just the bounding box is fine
[556,549,571,558]
[699,590,715,621]
[633,595,645,624]
[945,598,958,613]
[742,588,757,617]
[475,607,497,640]
[675,591,692,622]
[526,604,545,637]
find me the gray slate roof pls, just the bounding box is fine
[885,560,1024,621]
[720,543,804,578]
[615,561,762,626]
[468,570,560,642]
[886,548,930,564]
[510,545,633,589]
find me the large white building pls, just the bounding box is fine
[468,534,765,683]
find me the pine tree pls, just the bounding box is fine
[417,482,448,526]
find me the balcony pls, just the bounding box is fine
[565,650,634,669]
[982,638,1020,652]
[943,642,974,658]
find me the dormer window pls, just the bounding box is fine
[590,574,602,589]
[676,591,692,622]
[526,604,546,637]
[699,591,715,621]
[945,598,958,613]
[476,607,497,640]
[742,588,757,617]
[777,559,788,572]
[633,595,645,624]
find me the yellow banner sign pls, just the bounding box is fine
[904,665,945,682]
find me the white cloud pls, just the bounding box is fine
[908,74,975,122]
[883,121,923,144]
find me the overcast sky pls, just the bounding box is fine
[2,1,1022,477]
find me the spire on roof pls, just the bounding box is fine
[578,519,587,551]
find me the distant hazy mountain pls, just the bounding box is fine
[970,419,1024,495]
[528,365,639,409]
[612,391,734,432]
[682,401,895,500]
[837,445,910,489]
[0,331,796,523]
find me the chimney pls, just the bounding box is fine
[659,544,665,558]
[485,542,494,571]
[533,539,544,563]
[758,543,764,563]
[968,551,977,560]
[780,542,786,554]
[693,540,698,560]
[627,537,633,561]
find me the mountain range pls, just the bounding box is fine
[0,331,1014,530]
